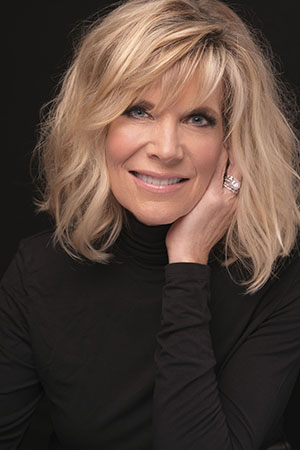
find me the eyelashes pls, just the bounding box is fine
[123,106,150,119]
[122,105,217,128]
[186,113,217,127]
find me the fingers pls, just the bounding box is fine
[208,147,228,191]
[221,147,242,197]
[207,146,242,196]
[225,148,242,183]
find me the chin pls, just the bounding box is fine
[128,205,187,226]
[139,216,174,226]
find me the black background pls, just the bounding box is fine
[4,1,300,448]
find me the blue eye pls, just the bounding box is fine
[124,106,148,119]
[190,115,207,125]
[188,113,216,127]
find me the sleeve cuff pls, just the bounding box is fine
[165,262,211,281]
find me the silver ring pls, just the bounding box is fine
[223,175,241,195]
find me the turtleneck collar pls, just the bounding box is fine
[114,209,171,268]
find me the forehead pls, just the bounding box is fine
[135,75,223,113]
[130,53,224,112]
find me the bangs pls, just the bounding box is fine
[129,43,227,113]
[87,37,228,130]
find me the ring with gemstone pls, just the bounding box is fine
[223,175,241,195]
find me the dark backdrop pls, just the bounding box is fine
[4,1,300,448]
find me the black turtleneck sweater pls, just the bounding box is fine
[1,213,300,450]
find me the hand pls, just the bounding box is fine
[166,147,241,265]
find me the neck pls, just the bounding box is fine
[114,209,171,268]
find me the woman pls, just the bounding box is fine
[1,0,300,449]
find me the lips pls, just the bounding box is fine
[130,171,188,186]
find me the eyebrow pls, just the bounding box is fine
[133,100,155,110]
[187,106,220,118]
[133,100,220,118]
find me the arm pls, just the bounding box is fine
[0,246,43,450]
[153,262,300,450]
[153,148,300,449]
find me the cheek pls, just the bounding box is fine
[192,141,222,175]
[106,127,127,167]
[106,122,142,166]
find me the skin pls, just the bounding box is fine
[106,77,241,265]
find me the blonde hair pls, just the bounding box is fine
[35,0,300,292]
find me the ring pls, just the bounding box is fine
[223,175,241,195]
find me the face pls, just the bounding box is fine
[105,77,224,225]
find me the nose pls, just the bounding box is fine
[147,119,184,163]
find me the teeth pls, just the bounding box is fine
[134,172,183,185]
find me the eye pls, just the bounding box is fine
[190,115,207,126]
[186,113,217,128]
[123,106,149,119]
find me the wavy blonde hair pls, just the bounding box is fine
[35,0,300,292]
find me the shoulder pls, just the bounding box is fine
[16,230,72,276]
[18,229,66,271]
[257,242,300,318]
[210,240,300,321]
[17,229,56,256]
[1,230,92,295]
[275,239,300,289]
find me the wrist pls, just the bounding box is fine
[168,253,209,265]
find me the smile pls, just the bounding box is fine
[130,171,189,194]
[132,171,184,186]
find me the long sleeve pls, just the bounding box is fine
[153,262,300,450]
[0,245,43,450]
